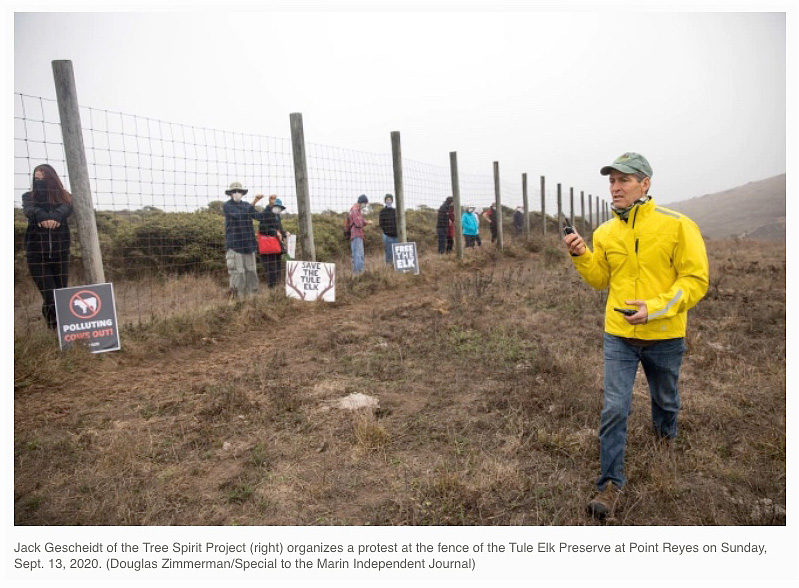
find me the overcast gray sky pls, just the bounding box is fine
[12,6,789,205]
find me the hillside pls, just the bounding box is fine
[663,174,785,241]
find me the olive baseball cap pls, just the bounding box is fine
[600,152,653,178]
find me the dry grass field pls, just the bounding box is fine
[13,236,786,526]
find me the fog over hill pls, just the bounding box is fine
[662,174,785,242]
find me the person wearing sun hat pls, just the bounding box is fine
[257,197,290,288]
[222,181,269,299]
[563,152,709,521]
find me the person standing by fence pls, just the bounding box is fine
[563,152,709,520]
[462,205,479,248]
[483,202,498,244]
[513,206,524,237]
[436,196,453,254]
[379,193,398,265]
[472,207,483,247]
[22,164,73,330]
[258,197,287,288]
[222,181,266,299]
[348,194,371,274]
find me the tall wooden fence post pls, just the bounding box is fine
[450,152,463,260]
[493,162,503,250]
[595,195,600,225]
[390,131,407,244]
[540,175,546,235]
[569,187,575,226]
[51,60,105,284]
[289,113,315,261]
[580,190,586,234]
[557,183,563,230]
[522,173,530,237]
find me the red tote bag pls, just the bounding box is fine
[257,234,283,255]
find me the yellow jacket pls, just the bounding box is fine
[572,198,708,339]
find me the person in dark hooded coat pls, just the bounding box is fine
[22,163,73,329]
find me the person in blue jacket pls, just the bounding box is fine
[222,181,268,299]
[22,164,73,329]
[462,205,479,248]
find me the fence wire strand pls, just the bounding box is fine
[14,92,608,329]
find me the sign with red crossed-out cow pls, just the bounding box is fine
[54,283,121,353]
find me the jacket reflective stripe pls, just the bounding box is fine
[655,207,681,219]
[649,288,683,319]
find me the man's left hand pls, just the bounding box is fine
[624,300,648,324]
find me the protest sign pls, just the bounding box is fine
[392,242,420,274]
[54,283,121,353]
[286,261,335,302]
[287,234,296,259]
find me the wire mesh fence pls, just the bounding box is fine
[14,92,607,330]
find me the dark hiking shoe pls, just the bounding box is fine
[587,482,621,520]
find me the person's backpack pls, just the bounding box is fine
[343,213,352,239]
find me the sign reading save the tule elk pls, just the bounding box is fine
[285,261,335,302]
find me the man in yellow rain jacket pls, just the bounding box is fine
[564,152,708,520]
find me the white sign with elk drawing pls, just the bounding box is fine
[285,261,335,302]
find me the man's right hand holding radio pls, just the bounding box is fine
[564,231,587,256]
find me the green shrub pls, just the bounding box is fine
[14,205,564,280]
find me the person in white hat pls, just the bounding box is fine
[462,205,479,248]
[222,181,268,299]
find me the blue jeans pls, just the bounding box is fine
[383,234,398,264]
[351,237,364,274]
[598,333,685,490]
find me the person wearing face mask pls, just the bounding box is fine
[513,206,524,237]
[563,152,709,520]
[462,205,479,248]
[348,194,372,274]
[378,193,398,265]
[22,164,73,329]
[222,181,267,299]
[258,197,288,288]
[436,196,454,254]
[482,202,498,244]
[472,207,483,247]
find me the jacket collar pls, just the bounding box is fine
[613,195,655,223]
